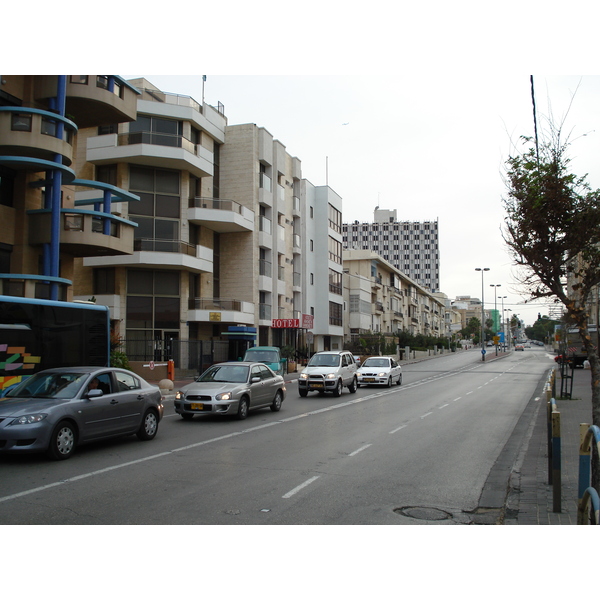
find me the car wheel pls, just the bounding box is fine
[299,389,308,397]
[333,379,343,397]
[387,376,392,387]
[397,374,402,385]
[237,397,249,420]
[270,390,283,412]
[47,421,76,460]
[137,409,159,440]
[348,376,358,393]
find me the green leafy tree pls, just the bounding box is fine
[502,125,600,488]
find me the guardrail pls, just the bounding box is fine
[577,424,600,524]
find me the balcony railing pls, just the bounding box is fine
[137,87,202,113]
[259,259,272,277]
[134,238,196,256]
[188,298,242,311]
[188,197,245,214]
[118,131,198,154]
[259,215,272,235]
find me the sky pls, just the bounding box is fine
[123,73,600,328]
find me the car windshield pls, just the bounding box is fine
[197,365,250,383]
[245,350,279,362]
[362,358,390,368]
[5,372,88,399]
[308,354,340,367]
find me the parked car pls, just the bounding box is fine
[0,367,163,460]
[357,356,402,387]
[298,350,358,397]
[174,361,286,420]
[243,346,284,376]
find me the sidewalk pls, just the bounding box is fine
[502,364,596,524]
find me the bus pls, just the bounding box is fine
[0,295,110,395]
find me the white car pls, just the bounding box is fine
[357,356,402,387]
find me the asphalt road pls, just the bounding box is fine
[0,346,555,524]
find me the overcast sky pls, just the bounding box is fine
[123,74,600,327]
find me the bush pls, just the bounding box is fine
[110,351,130,370]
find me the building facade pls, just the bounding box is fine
[343,249,446,348]
[0,75,140,301]
[342,208,440,293]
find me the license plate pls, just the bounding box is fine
[311,383,324,388]
[364,378,375,382]
[191,403,204,410]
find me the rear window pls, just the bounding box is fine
[245,350,279,362]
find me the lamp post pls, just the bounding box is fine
[498,296,507,351]
[475,268,490,361]
[506,309,512,350]
[490,284,501,355]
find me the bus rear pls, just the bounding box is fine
[0,296,110,394]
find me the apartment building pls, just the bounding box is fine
[343,207,440,293]
[0,75,140,300]
[343,249,446,346]
[299,181,345,353]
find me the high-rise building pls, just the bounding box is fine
[342,208,440,292]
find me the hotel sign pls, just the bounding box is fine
[272,319,299,328]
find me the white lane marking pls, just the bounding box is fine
[389,424,407,434]
[439,404,449,410]
[282,476,320,499]
[348,444,372,457]
[453,397,461,402]
[420,412,432,419]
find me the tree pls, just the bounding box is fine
[502,126,600,486]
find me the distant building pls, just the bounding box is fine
[342,208,440,292]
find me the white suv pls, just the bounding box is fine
[298,351,358,397]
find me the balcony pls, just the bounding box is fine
[27,209,136,257]
[0,107,77,166]
[34,75,139,129]
[83,238,213,273]
[86,131,214,178]
[187,298,255,326]
[187,197,254,233]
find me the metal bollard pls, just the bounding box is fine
[551,410,561,513]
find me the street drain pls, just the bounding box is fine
[394,506,453,521]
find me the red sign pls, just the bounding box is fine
[302,314,314,329]
[272,319,299,328]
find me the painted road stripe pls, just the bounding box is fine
[282,476,320,499]
[348,444,372,457]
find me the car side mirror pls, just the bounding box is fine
[251,376,261,383]
[86,389,104,399]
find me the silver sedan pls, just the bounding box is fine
[174,361,286,420]
[0,367,164,460]
[357,356,402,387]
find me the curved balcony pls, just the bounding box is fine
[0,108,77,166]
[0,274,72,301]
[27,209,136,257]
[187,197,254,233]
[187,298,255,326]
[86,130,214,178]
[34,75,139,129]
[83,238,213,274]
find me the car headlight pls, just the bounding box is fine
[325,373,336,379]
[216,392,232,401]
[299,373,308,380]
[11,414,47,425]
[378,372,387,377]
[175,391,185,400]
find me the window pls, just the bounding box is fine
[129,116,182,148]
[41,118,57,137]
[328,204,341,234]
[11,113,31,132]
[70,76,88,85]
[329,269,342,295]
[96,164,117,186]
[328,236,342,264]
[96,76,109,90]
[94,268,116,295]
[329,302,342,326]
[115,371,140,392]
[0,167,15,207]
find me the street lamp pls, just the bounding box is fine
[490,284,501,355]
[475,268,490,361]
[498,296,507,351]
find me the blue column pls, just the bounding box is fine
[49,75,67,300]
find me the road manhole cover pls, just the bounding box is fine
[394,506,453,521]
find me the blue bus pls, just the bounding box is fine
[0,296,110,395]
